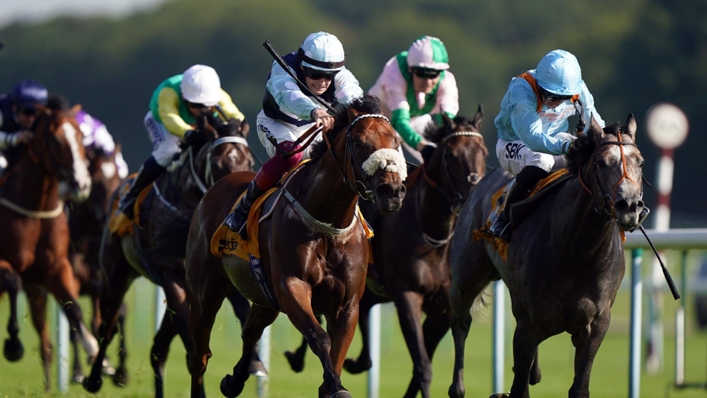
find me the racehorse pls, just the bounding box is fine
[185,94,407,398]
[82,116,255,398]
[68,144,127,384]
[0,102,98,390]
[447,114,645,398]
[283,107,489,398]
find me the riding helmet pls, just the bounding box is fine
[406,36,449,71]
[181,65,222,107]
[535,49,582,96]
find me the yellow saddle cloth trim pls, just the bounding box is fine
[107,172,153,237]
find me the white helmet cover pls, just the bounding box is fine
[535,49,582,96]
[406,36,449,70]
[181,64,221,106]
[299,32,346,72]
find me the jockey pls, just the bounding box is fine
[369,35,459,164]
[489,49,605,241]
[76,110,129,179]
[224,31,364,238]
[115,64,246,222]
[0,79,48,173]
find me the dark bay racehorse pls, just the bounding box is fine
[0,103,98,390]
[185,95,407,398]
[82,117,254,398]
[448,115,645,398]
[284,107,489,398]
[68,145,127,384]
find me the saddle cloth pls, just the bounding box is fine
[472,168,571,261]
[107,172,154,237]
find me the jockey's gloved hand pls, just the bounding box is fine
[420,143,437,164]
[6,130,33,147]
[183,129,206,147]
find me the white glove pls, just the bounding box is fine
[6,130,34,147]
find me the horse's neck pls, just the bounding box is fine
[416,174,455,239]
[7,154,60,209]
[295,157,358,229]
[555,177,621,260]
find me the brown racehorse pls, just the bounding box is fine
[185,95,407,398]
[283,107,489,398]
[448,115,645,398]
[68,144,128,385]
[0,103,98,391]
[82,116,255,398]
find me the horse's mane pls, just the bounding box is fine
[424,115,475,145]
[566,122,622,175]
[309,94,382,160]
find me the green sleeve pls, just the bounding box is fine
[391,108,423,149]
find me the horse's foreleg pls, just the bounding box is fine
[69,328,85,383]
[25,284,52,391]
[279,277,350,398]
[508,317,542,398]
[0,263,24,362]
[112,302,129,386]
[393,291,432,398]
[343,290,384,375]
[227,291,266,376]
[568,311,611,398]
[221,303,279,398]
[188,283,223,398]
[447,279,481,398]
[322,299,361,398]
[151,310,179,398]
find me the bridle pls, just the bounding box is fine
[421,131,484,211]
[578,132,639,218]
[322,113,392,202]
[189,136,250,194]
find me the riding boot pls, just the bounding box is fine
[116,156,166,220]
[223,170,274,240]
[490,166,550,241]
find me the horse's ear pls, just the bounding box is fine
[347,106,363,123]
[441,111,453,129]
[35,104,50,116]
[70,104,82,114]
[472,103,484,128]
[239,120,250,138]
[625,113,637,139]
[588,113,604,143]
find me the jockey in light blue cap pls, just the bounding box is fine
[490,49,605,241]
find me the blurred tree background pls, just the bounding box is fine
[1,0,704,226]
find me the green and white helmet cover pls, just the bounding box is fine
[406,36,449,70]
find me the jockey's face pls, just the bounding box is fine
[410,68,441,94]
[304,75,332,96]
[186,101,212,117]
[540,91,573,110]
[14,105,38,130]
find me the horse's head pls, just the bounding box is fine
[84,144,123,218]
[33,103,92,202]
[568,114,645,231]
[192,115,253,192]
[424,104,488,210]
[338,95,407,214]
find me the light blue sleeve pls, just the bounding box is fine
[508,84,569,155]
[578,81,605,130]
[265,61,319,120]
[333,68,364,106]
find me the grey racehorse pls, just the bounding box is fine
[448,114,645,398]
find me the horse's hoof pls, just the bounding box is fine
[3,338,24,362]
[489,393,510,398]
[248,360,268,377]
[343,357,371,374]
[82,376,103,393]
[72,374,85,384]
[329,391,352,398]
[101,359,116,376]
[284,350,304,373]
[112,366,129,387]
[220,374,245,397]
[448,384,465,398]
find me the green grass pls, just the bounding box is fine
[2,260,707,398]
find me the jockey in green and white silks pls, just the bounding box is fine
[490,49,606,241]
[369,36,459,164]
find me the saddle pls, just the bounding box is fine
[107,173,155,236]
[473,168,572,260]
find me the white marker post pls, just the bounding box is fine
[644,103,689,374]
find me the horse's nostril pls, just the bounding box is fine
[614,200,629,212]
[397,185,406,199]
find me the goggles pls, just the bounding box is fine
[303,67,339,81]
[411,67,442,79]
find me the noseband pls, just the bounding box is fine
[578,132,639,218]
[322,113,391,202]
